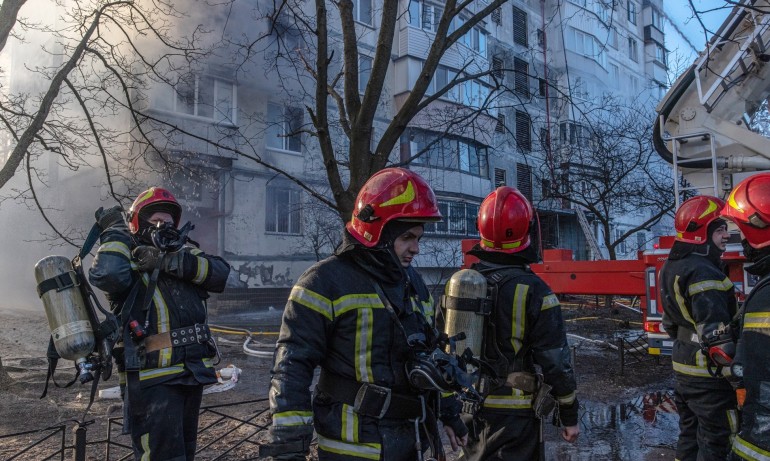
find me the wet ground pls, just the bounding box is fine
[0,298,679,460]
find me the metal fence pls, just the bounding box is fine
[1,398,271,461]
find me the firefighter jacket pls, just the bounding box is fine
[269,249,456,459]
[732,256,770,458]
[660,245,736,386]
[471,260,579,427]
[88,224,230,388]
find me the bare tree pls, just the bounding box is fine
[533,95,675,260]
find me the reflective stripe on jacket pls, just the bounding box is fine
[659,253,736,385]
[89,225,230,388]
[473,262,578,426]
[269,254,441,454]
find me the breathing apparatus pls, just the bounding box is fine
[418,268,492,411]
[35,215,121,411]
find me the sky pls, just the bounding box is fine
[663,1,733,71]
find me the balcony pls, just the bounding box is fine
[644,25,665,46]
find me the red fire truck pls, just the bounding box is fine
[462,237,749,356]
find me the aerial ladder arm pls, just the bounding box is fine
[654,0,770,205]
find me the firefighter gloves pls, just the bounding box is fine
[95,205,125,230]
[132,246,185,278]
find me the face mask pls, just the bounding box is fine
[742,239,762,262]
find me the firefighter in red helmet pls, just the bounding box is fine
[722,173,770,460]
[460,186,579,461]
[88,187,230,460]
[659,195,739,461]
[262,168,468,461]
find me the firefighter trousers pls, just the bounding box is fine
[673,379,738,461]
[129,383,204,461]
[317,419,431,461]
[458,411,540,461]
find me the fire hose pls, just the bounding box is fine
[209,325,278,358]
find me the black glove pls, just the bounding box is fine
[132,246,163,272]
[260,425,313,461]
[441,413,469,439]
[95,205,125,230]
[132,246,187,277]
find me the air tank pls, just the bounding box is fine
[442,269,487,357]
[34,256,95,368]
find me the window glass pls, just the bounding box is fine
[266,185,302,234]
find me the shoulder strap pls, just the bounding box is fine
[474,266,535,377]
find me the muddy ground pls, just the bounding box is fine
[0,296,677,460]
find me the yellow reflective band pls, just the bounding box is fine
[193,256,209,284]
[355,308,374,382]
[140,433,150,461]
[728,190,744,214]
[135,189,155,208]
[139,364,185,381]
[511,284,528,354]
[727,409,739,441]
[557,392,576,405]
[421,299,434,321]
[334,294,384,317]
[673,275,697,329]
[99,241,131,259]
[744,312,770,329]
[672,360,712,377]
[379,180,415,207]
[542,294,560,311]
[480,238,522,250]
[317,434,381,460]
[484,389,533,409]
[289,286,334,321]
[688,277,733,296]
[273,410,313,426]
[341,404,359,443]
[698,200,719,219]
[733,434,770,460]
[141,272,172,366]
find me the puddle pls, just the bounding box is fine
[544,391,678,460]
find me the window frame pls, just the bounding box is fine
[153,74,237,125]
[265,183,303,235]
[423,200,480,237]
[353,0,373,25]
[266,103,303,153]
[627,1,637,25]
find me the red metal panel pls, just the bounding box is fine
[530,258,647,296]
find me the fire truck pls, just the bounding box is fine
[645,0,770,353]
[463,0,770,356]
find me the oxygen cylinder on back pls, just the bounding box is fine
[34,256,95,371]
[442,269,488,357]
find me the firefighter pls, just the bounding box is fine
[722,173,770,460]
[659,195,739,461]
[88,187,230,461]
[261,168,468,461]
[460,186,579,461]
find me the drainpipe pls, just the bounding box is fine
[214,170,234,258]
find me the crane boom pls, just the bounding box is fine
[654,0,770,206]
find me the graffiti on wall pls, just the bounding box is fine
[236,262,294,287]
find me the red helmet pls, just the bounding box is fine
[346,168,442,247]
[477,186,533,253]
[722,173,770,248]
[127,187,182,234]
[674,195,725,243]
